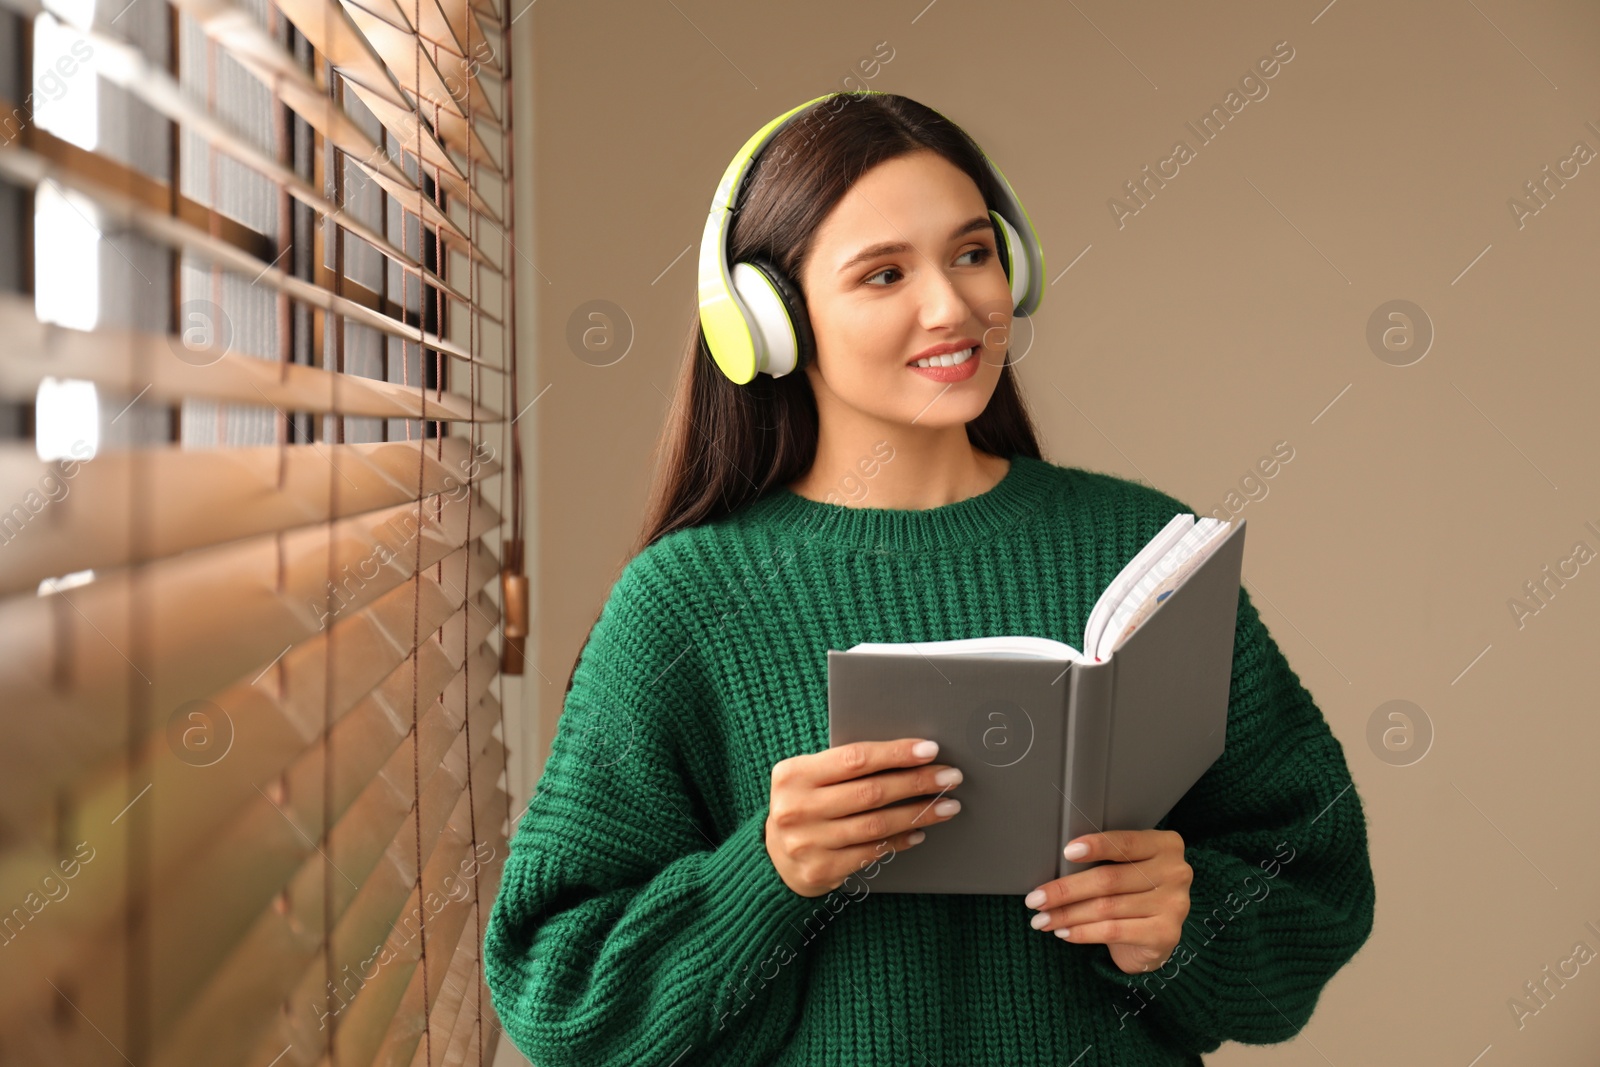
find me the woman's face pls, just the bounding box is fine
[795,149,1016,433]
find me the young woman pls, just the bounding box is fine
[485,92,1375,1066]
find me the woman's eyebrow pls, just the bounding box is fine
[835,215,993,275]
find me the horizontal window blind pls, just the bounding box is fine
[0,0,523,1061]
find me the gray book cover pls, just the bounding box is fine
[826,519,1247,895]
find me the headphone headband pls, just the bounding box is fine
[697,91,1046,385]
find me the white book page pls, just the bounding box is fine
[1091,518,1226,661]
[846,634,1085,662]
[1081,513,1195,661]
[841,513,1232,666]
[1101,520,1234,657]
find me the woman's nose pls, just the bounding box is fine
[917,271,972,330]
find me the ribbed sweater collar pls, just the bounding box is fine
[742,452,1057,552]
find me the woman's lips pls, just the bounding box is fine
[907,347,981,383]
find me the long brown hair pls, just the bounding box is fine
[565,92,1045,694]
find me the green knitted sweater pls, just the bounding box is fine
[483,452,1376,1065]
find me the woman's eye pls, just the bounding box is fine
[863,247,992,287]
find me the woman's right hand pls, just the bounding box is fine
[765,738,963,898]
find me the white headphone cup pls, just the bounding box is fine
[993,212,1029,311]
[731,261,799,378]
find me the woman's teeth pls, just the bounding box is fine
[911,346,976,369]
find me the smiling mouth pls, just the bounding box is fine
[909,346,977,369]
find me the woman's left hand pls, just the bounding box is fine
[1023,829,1192,974]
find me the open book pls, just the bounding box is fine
[827,514,1247,894]
[847,513,1235,665]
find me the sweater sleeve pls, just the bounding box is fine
[482,555,829,1066]
[1084,581,1377,1053]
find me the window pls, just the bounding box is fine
[0,0,522,1059]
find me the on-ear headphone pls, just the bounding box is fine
[697,91,1047,386]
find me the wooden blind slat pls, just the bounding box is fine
[318,744,507,1067]
[0,546,495,859]
[0,669,501,1055]
[411,932,485,1067]
[408,912,492,1067]
[344,83,503,207]
[151,687,503,1056]
[341,0,505,88]
[0,488,500,759]
[168,0,472,199]
[0,437,502,596]
[334,7,505,174]
[333,0,487,130]
[166,0,503,215]
[0,144,501,370]
[0,295,497,422]
[0,0,478,302]
[170,685,503,1066]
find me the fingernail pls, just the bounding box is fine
[933,799,961,816]
[908,830,926,845]
[1029,912,1051,931]
[1063,841,1089,860]
[1024,889,1046,909]
[1055,928,1072,940]
[912,740,939,758]
[933,768,963,787]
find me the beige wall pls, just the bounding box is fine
[503,1,1600,1062]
